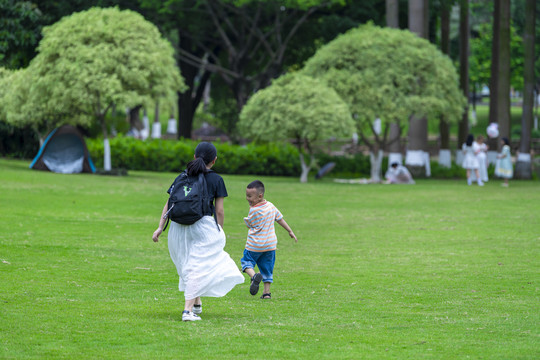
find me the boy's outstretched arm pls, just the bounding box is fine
[277,218,297,243]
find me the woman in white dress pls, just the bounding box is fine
[152,142,244,321]
[474,135,489,182]
[462,134,484,186]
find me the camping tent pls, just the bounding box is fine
[30,125,96,174]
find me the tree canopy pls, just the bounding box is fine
[238,72,354,182]
[4,7,185,137]
[0,0,44,68]
[301,23,466,147]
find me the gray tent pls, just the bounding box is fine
[30,125,96,174]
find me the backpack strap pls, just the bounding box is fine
[162,217,170,231]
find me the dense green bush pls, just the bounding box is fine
[0,120,40,159]
[86,136,303,176]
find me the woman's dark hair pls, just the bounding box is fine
[501,137,510,146]
[466,134,474,146]
[186,142,217,176]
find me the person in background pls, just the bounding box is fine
[462,134,484,186]
[384,163,415,184]
[471,135,489,183]
[495,137,513,187]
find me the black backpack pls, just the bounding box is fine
[162,171,219,230]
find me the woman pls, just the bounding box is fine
[152,142,244,321]
[462,134,484,186]
[474,135,489,183]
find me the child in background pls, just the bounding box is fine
[241,180,297,299]
[495,137,513,187]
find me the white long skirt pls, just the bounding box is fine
[168,216,244,300]
[471,153,489,182]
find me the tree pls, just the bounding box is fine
[385,0,402,168]
[437,0,454,168]
[406,0,429,176]
[140,0,346,138]
[1,67,73,143]
[386,0,399,29]
[0,0,44,69]
[496,0,512,144]
[238,73,355,183]
[457,0,470,158]
[301,24,466,182]
[515,0,536,179]
[13,7,185,170]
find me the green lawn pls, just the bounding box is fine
[0,158,538,359]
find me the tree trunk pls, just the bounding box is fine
[405,115,428,177]
[457,0,469,151]
[487,0,501,154]
[408,0,425,37]
[438,4,451,167]
[129,105,143,132]
[167,106,177,135]
[515,0,536,179]
[152,101,161,139]
[407,0,429,176]
[386,0,399,28]
[439,116,451,168]
[176,35,212,139]
[299,153,315,183]
[370,150,384,183]
[100,115,111,171]
[387,122,402,167]
[497,0,511,146]
[386,0,401,168]
[423,0,429,40]
[141,108,149,140]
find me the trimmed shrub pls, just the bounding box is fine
[86,136,303,176]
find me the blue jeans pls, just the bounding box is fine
[241,249,275,283]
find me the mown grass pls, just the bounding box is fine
[0,158,538,359]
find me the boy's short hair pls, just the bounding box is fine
[247,180,265,195]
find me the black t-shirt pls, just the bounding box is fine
[167,170,228,215]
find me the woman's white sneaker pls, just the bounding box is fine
[182,310,201,321]
[193,304,202,315]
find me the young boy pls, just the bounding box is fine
[241,180,297,299]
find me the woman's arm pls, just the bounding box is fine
[215,197,225,228]
[152,200,168,242]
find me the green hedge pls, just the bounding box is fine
[86,136,498,179]
[86,136,303,176]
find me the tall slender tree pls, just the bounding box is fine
[496,0,512,145]
[515,0,536,179]
[438,0,452,168]
[457,0,470,159]
[386,0,402,167]
[386,0,399,28]
[487,0,501,158]
[405,0,430,176]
